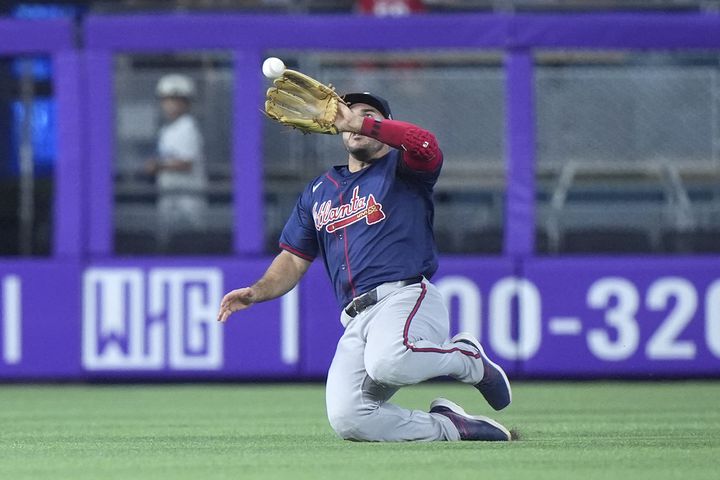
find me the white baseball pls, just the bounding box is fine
[262,57,286,79]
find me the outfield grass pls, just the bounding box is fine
[1,381,718,480]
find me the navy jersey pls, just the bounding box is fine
[280,149,441,309]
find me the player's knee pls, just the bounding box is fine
[329,415,356,440]
[328,408,383,442]
[327,406,362,440]
[329,411,378,441]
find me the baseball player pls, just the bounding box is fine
[218,90,513,442]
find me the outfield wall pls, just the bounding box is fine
[0,13,719,379]
[2,258,720,379]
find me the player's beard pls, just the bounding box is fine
[343,133,386,163]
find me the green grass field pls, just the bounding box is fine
[1,381,718,480]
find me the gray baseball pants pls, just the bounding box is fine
[325,279,484,442]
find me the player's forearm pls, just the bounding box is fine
[359,117,442,172]
[159,158,193,172]
[250,251,307,303]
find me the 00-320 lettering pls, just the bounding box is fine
[435,276,720,362]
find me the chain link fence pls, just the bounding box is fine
[113,53,235,254]
[535,54,720,254]
[111,50,720,256]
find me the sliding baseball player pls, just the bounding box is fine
[218,66,514,442]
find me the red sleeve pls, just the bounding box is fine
[360,117,442,172]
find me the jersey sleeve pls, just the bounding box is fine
[359,117,443,186]
[278,188,319,261]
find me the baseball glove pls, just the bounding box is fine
[264,70,342,135]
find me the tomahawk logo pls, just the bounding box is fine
[82,267,223,370]
[312,186,386,233]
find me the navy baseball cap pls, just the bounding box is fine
[342,92,393,119]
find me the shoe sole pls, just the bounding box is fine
[430,397,511,441]
[451,332,512,410]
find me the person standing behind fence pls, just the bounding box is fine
[145,74,208,248]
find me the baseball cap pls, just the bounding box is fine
[342,92,393,119]
[156,74,196,98]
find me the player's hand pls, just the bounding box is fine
[217,287,257,322]
[144,158,160,176]
[334,102,363,134]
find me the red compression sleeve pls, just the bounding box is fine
[360,117,442,172]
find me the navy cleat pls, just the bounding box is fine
[451,332,512,411]
[430,398,511,441]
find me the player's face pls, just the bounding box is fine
[342,103,387,161]
[160,97,189,121]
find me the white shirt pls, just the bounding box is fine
[157,113,207,193]
[155,113,207,232]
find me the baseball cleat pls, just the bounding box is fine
[451,332,512,411]
[430,397,511,441]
